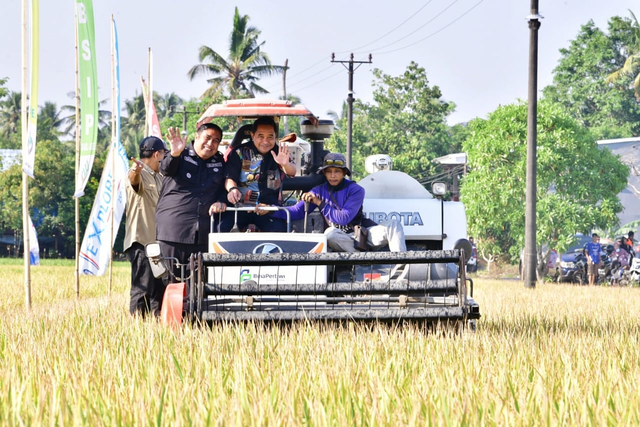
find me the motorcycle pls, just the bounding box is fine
[596,245,615,285]
[558,249,588,285]
[608,260,631,286]
[630,255,640,285]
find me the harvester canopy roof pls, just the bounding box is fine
[197,99,318,127]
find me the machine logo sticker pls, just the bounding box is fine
[253,243,284,254]
[364,211,424,226]
[240,269,252,282]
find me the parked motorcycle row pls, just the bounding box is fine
[558,244,640,286]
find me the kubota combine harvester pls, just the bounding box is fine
[149,99,480,328]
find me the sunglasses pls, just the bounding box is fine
[324,159,345,166]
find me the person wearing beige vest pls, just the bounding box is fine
[123,136,167,317]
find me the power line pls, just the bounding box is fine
[264,59,334,92]
[265,1,446,92]
[292,68,344,94]
[373,0,485,56]
[335,0,435,55]
[283,64,335,90]
[355,0,461,55]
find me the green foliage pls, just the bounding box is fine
[0,91,22,148]
[160,95,236,146]
[543,18,640,139]
[461,100,629,264]
[326,62,456,179]
[0,137,107,258]
[605,12,640,99]
[0,77,7,99]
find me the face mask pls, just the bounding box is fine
[616,248,620,252]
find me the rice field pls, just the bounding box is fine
[0,259,639,425]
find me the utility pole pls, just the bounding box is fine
[331,53,372,171]
[523,0,542,289]
[169,106,200,137]
[282,58,289,135]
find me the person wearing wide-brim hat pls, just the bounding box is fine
[273,152,407,259]
[123,136,168,317]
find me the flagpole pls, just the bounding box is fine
[74,3,81,297]
[149,48,153,136]
[21,0,32,310]
[144,48,150,136]
[108,15,116,296]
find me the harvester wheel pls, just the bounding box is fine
[161,282,186,327]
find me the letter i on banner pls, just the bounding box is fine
[23,0,39,178]
[74,0,98,198]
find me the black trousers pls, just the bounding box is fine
[126,242,166,317]
[158,240,208,284]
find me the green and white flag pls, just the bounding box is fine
[23,0,39,178]
[74,0,98,198]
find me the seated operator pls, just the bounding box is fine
[272,152,407,253]
[218,117,296,232]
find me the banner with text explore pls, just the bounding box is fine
[74,0,98,197]
[79,18,127,276]
[23,0,39,178]
[79,142,128,275]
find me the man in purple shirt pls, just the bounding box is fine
[273,152,406,253]
[584,233,602,286]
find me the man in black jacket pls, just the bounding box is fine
[221,117,295,232]
[155,123,227,269]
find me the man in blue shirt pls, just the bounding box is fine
[273,152,406,253]
[584,233,602,286]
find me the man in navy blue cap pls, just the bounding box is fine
[123,136,168,317]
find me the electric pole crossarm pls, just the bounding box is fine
[330,52,372,171]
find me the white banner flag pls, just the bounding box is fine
[79,142,128,275]
[23,0,39,178]
[28,215,40,266]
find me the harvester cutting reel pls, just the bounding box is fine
[162,249,480,329]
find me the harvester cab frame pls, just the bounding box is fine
[156,99,480,329]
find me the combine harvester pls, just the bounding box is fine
[154,99,480,328]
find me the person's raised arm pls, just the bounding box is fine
[128,157,144,192]
[272,142,296,176]
[161,127,186,176]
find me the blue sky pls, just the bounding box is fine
[0,0,637,125]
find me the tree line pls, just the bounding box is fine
[0,9,638,265]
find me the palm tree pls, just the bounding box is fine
[606,10,640,99]
[156,92,183,121]
[121,94,147,156]
[40,102,66,129]
[0,91,22,139]
[187,7,285,99]
[58,92,112,139]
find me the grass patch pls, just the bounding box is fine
[0,265,638,424]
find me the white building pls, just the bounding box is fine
[598,138,640,231]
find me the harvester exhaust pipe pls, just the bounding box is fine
[283,119,335,192]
